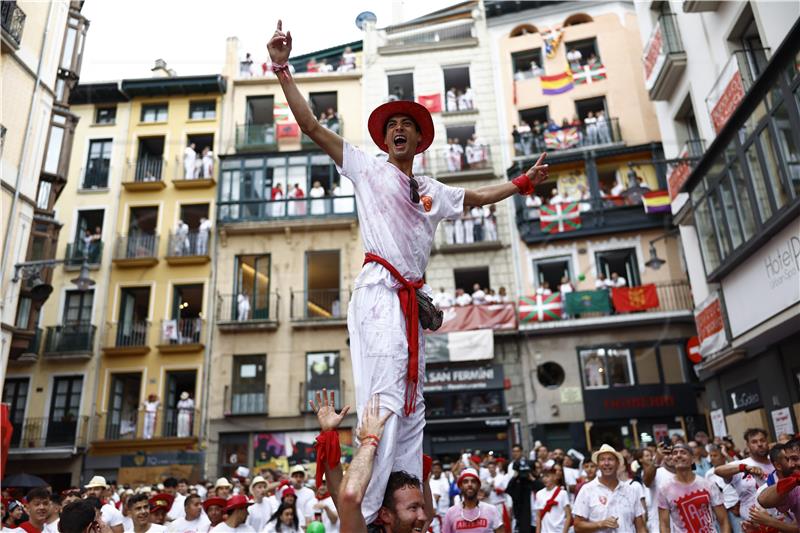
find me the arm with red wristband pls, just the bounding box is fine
[463,152,548,207]
[310,388,350,509]
[758,471,800,511]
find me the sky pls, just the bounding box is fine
[80,0,458,82]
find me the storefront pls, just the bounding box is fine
[83,451,205,485]
[422,364,514,461]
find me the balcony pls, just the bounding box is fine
[1,1,25,51]
[102,321,151,356]
[122,157,166,191]
[79,166,109,190]
[43,324,96,360]
[667,139,706,200]
[112,234,159,267]
[705,49,770,134]
[217,195,357,231]
[9,416,89,456]
[518,280,694,333]
[235,124,277,152]
[8,328,42,365]
[224,384,269,417]
[165,231,211,265]
[515,196,669,244]
[216,293,280,332]
[65,241,103,269]
[91,408,199,452]
[643,14,687,101]
[434,215,503,253]
[172,156,217,189]
[428,144,496,183]
[378,20,478,55]
[157,318,204,354]
[290,289,349,327]
[514,118,622,160]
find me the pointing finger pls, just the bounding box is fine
[277,19,282,32]
[535,152,547,166]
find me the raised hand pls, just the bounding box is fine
[357,393,393,443]
[525,152,549,186]
[267,19,292,65]
[309,388,350,432]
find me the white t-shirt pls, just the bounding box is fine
[102,502,125,527]
[43,519,59,533]
[168,494,186,521]
[312,496,339,533]
[430,475,452,515]
[207,523,254,533]
[336,142,464,289]
[534,486,570,533]
[704,469,739,510]
[727,457,774,519]
[455,293,472,306]
[572,478,644,533]
[657,474,722,533]
[485,473,509,506]
[442,501,502,533]
[167,514,211,533]
[647,467,674,528]
[245,499,272,533]
[292,486,316,522]
[121,516,134,532]
[125,525,165,533]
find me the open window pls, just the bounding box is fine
[519,106,549,128]
[117,287,150,335]
[164,370,197,437]
[309,92,339,127]
[511,48,544,80]
[236,254,271,320]
[71,209,104,264]
[595,248,640,287]
[387,72,414,101]
[306,352,340,410]
[184,133,214,180]
[453,266,490,293]
[445,124,475,149]
[106,373,141,439]
[575,96,607,120]
[305,250,342,318]
[565,38,601,71]
[246,96,274,125]
[135,136,165,182]
[178,203,209,232]
[532,256,572,292]
[443,66,473,112]
[168,284,203,344]
[126,206,158,258]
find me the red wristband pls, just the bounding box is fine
[512,174,534,195]
[423,454,433,480]
[738,463,747,473]
[271,62,289,73]
[314,430,341,490]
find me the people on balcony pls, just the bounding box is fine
[174,220,190,256]
[498,286,510,303]
[442,204,499,244]
[237,293,251,321]
[319,108,341,134]
[471,283,487,305]
[537,281,553,296]
[183,143,197,180]
[445,138,464,172]
[454,288,472,307]
[176,392,194,438]
[485,205,498,241]
[197,217,211,255]
[309,181,326,215]
[288,183,306,216]
[595,272,610,290]
[201,147,214,179]
[610,272,628,287]
[317,59,333,73]
[446,87,457,112]
[567,48,583,72]
[512,125,522,154]
[470,205,484,241]
[142,394,160,440]
[458,86,474,110]
[339,46,357,71]
[433,287,454,308]
[271,183,285,217]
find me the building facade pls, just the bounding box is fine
[486,0,700,451]
[633,1,800,448]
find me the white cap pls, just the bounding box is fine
[289,465,306,476]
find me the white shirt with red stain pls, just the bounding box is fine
[657,475,722,533]
[572,478,644,533]
[728,457,775,519]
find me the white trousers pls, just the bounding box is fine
[348,283,425,524]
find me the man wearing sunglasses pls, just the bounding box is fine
[268,20,548,526]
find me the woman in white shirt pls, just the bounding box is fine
[263,503,301,533]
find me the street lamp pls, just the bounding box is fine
[645,229,680,270]
[13,254,96,300]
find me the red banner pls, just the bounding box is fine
[276,122,300,138]
[1,403,12,478]
[437,303,517,333]
[417,93,442,113]
[710,71,745,134]
[611,284,659,312]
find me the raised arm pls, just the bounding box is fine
[715,462,764,484]
[268,20,343,167]
[338,394,393,533]
[310,388,350,509]
[463,153,548,206]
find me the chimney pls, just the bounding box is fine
[151,58,175,78]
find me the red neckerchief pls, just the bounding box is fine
[19,522,42,533]
[538,486,562,520]
[314,430,341,489]
[363,253,423,416]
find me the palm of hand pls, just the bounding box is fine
[316,405,344,432]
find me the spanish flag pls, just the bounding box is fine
[540,71,574,95]
[642,190,671,214]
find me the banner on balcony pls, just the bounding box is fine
[540,71,574,95]
[706,56,745,134]
[642,190,671,214]
[417,93,443,113]
[543,127,580,150]
[572,64,607,84]
[518,293,562,322]
[253,429,353,476]
[437,303,517,333]
[612,284,659,312]
[667,146,692,200]
[642,21,665,91]
[542,27,564,58]
[425,329,494,363]
[694,291,728,358]
[540,202,581,233]
[564,290,612,316]
[162,319,178,342]
[273,102,295,123]
[276,123,300,138]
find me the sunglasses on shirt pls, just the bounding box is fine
[409,176,420,204]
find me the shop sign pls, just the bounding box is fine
[425,364,504,392]
[771,407,795,436]
[727,380,762,413]
[722,218,800,338]
[643,21,665,90]
[710,408,727,438]
[694,291,728,358]
[583,383,698,420]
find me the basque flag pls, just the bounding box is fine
[518,293,563,322]
[540,202,581,233]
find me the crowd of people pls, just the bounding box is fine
[512,111,613,156]
[523,173,653,216]
[445,87,475,113]
[183,144,215,181]
[266,181,353,217]
[444,135,490,172]
[239,47,357,78]
[433,284,511,308]
[440,205,498,245]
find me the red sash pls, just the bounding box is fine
[363,253,423,416]
[538,486,562,521]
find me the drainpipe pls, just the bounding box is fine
[1,1,56,294]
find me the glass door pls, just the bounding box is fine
[46,376,82,446]
[2,378,29,447]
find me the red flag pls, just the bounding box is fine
[417,94,442,113]
[1,403,12,478]
[276,122,300,138]
[612,284,659,312]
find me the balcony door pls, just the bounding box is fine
[231,355,266,414]
[2,378,29,448]
[170,284,203,344]
[106,373,141,439]
[163,371,197,437]
[71,209,104,264]
[236,255,271,319]
[47,376,82,446]
[62,290,94,350]
[305,250,341,318]
[117,287,150,346]
[595,248,640,287]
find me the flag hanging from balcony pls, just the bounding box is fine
[540,71,574,95]
[642,190,671,214]
[417,93,442,113]
[564,290,612,316]
[273,102,294,123]
[572,63,607,84]
[544,127,580,150]
[540,202,581,233]
[612,284,659,312]
[518,293,562,322]
[276,123,300,138]
[425,329,494,363]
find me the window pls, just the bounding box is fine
[183,134,214,179]
[306,352,340,409]
[443,66,473,111]
[71,209,104,264]
[116,287,150,347]
[537,362,565,389]
[633,347,660,385]
[445,124,476,154]
[236,255,271,319]
[426,391,504,418]
[580,348,634,389]
[519,106,549,128]
[246,96,274,125]
[660,345,685,384]
[3,378,29,446]
[48,376,83,445]
[232,355,266,414]
[189,100,216,120]
[512,49,543,80]
[163,370,197,437]
[141,104,168,123]
[84,139,112,188]
[304,250,342,318]
[168,284,203,344]
[532,256,572,292]
[387,72,414,101]
[565,38,601,72]
[219,433,249,477]
[575,96,607,121]
[595,248,640,286]
[95,107,116,125]
[454,266,490,294]
[64,290,93,325]
[309,91,338,119]
[106,373,141,439]
[135,136,165,182]
[43,113,68,176]
[15,297,32,329]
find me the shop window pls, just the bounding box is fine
[660,344,685,384]
[454,266,490,294]
[537,362,565,389]
[219,433,249,478]
[532,256,572,292]
[231,355,266,414]
[95,107,116,125]
[189,100,216,120]
[387,72,414,101]
[580,348,634,389]
[633,347,660,385]
[595,248,640,287]
[141,104,168,123]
